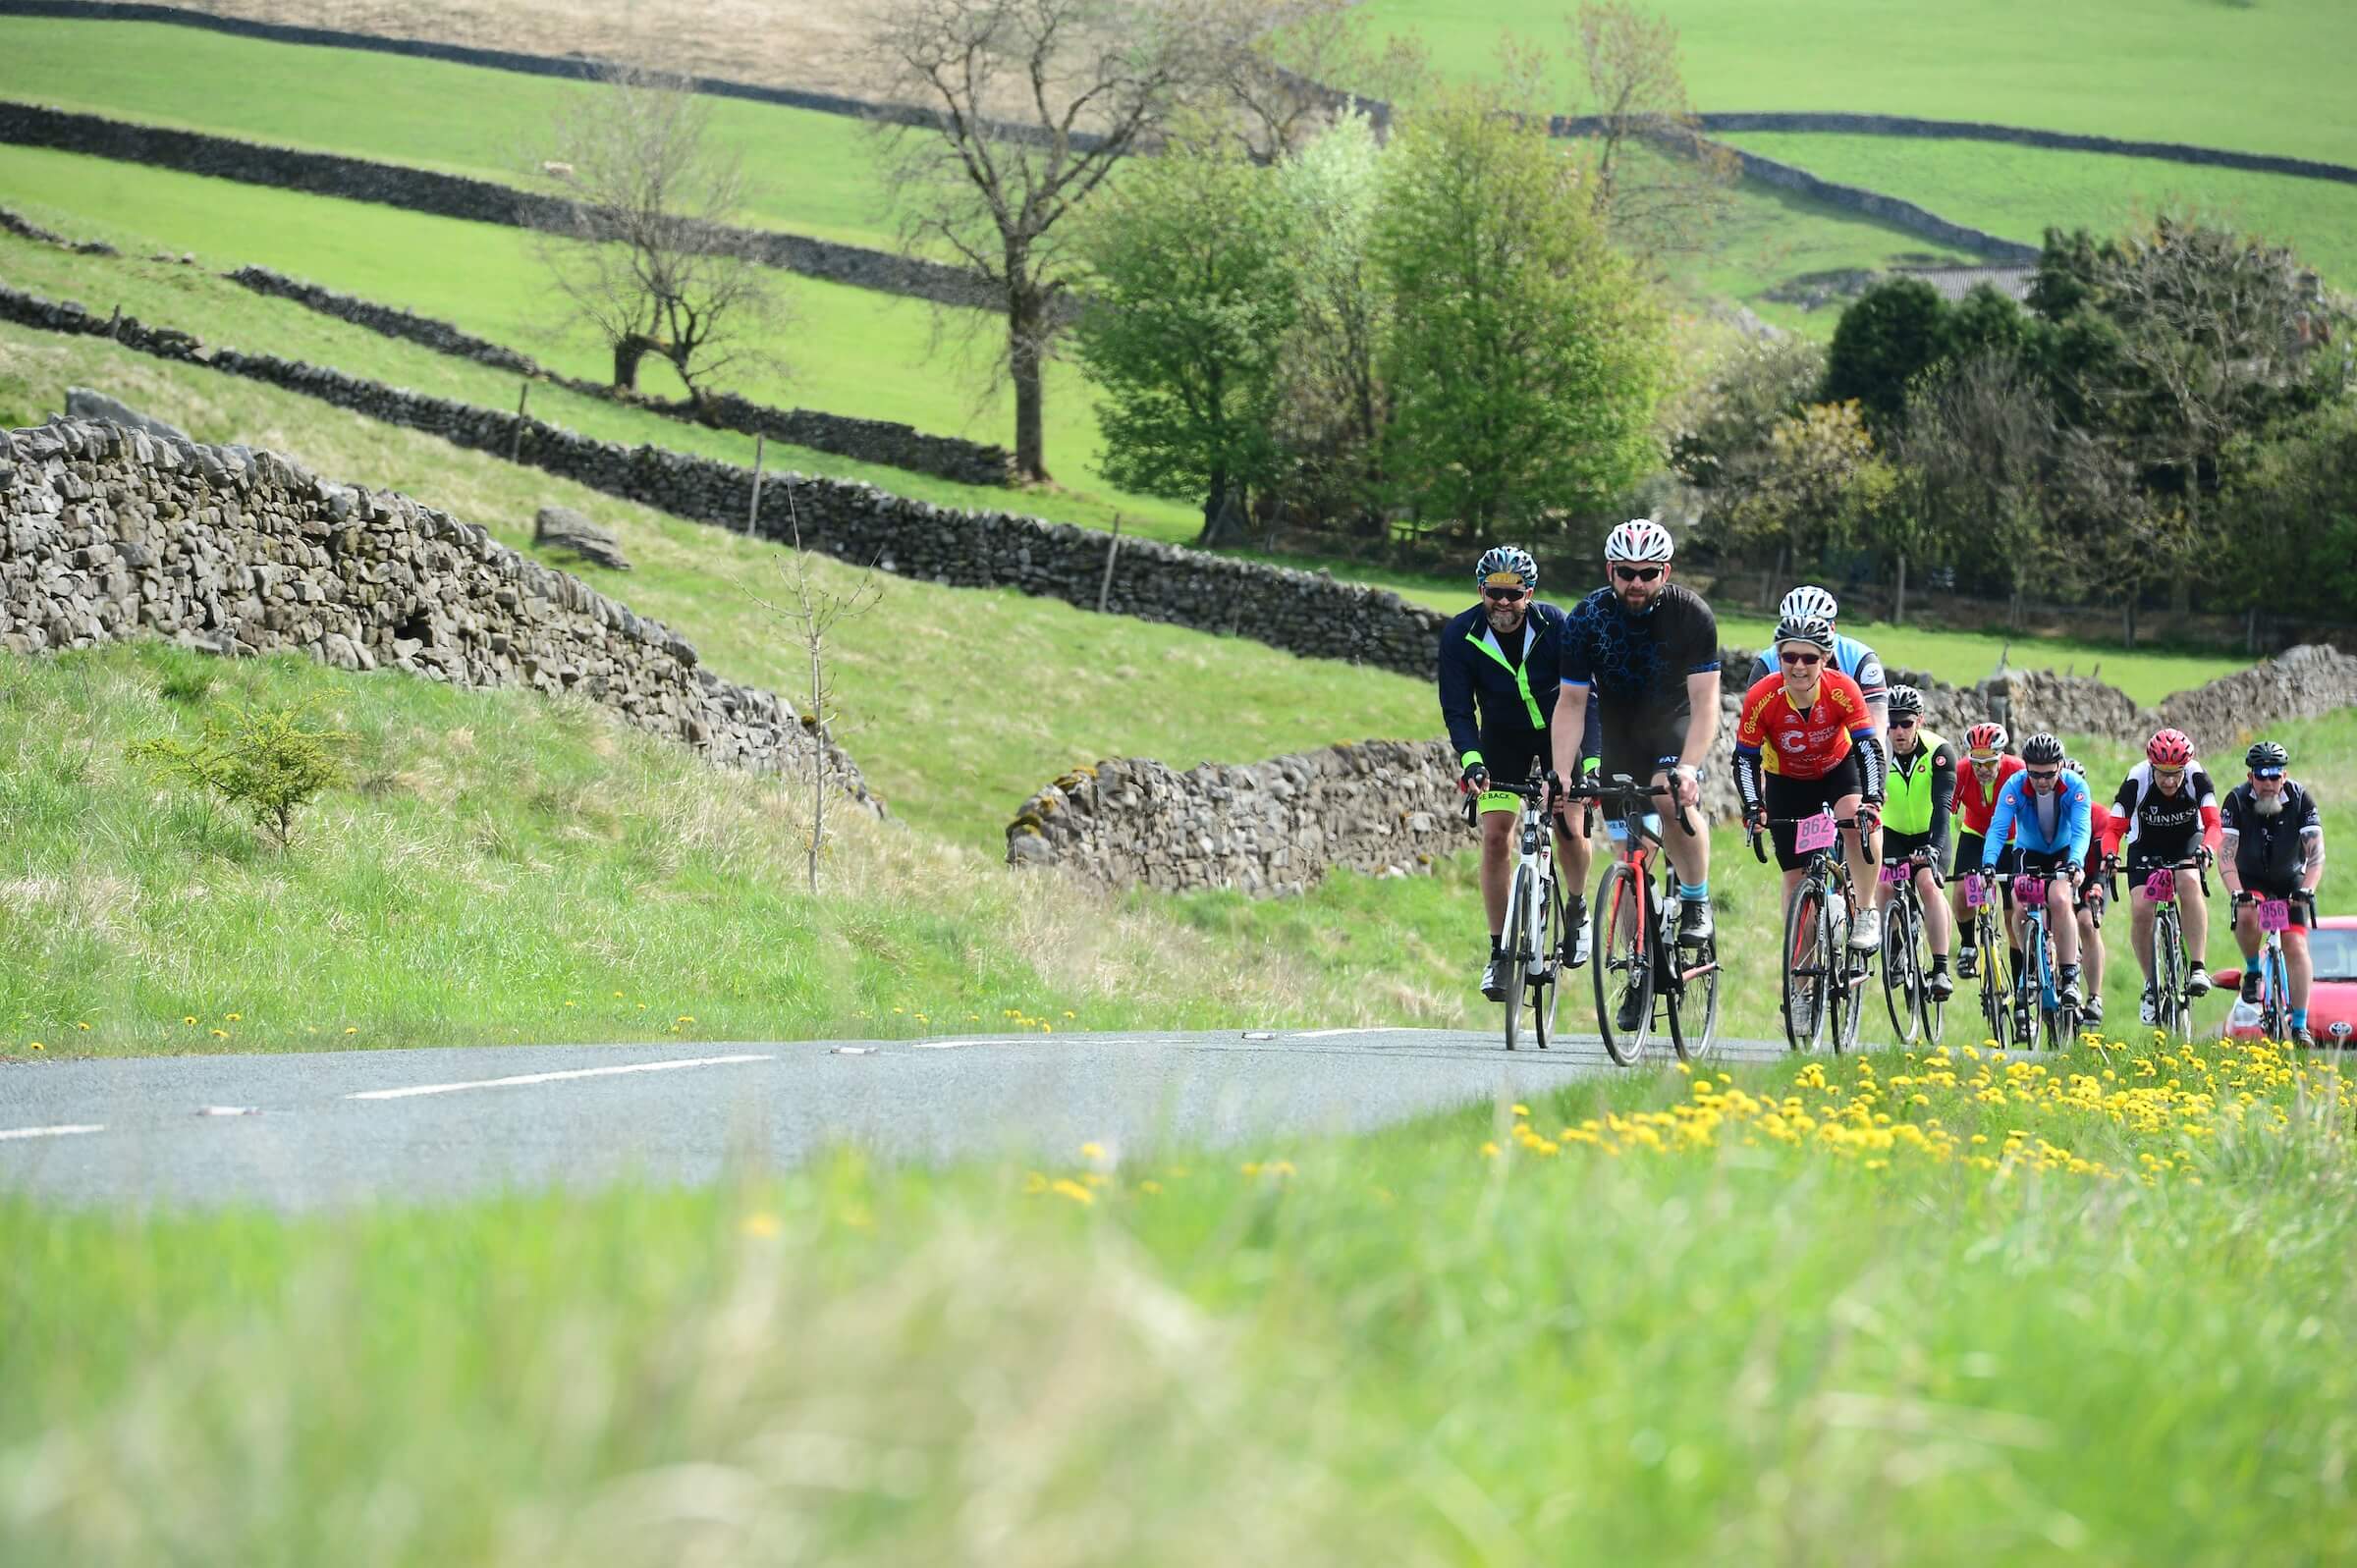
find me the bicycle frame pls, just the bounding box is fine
[1489,773,1567,1052]
[1562,775,1716,1065]
[2137,857,2209,1041]
[1755,808,1876,1054]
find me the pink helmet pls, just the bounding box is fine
[2146,729,2193,768]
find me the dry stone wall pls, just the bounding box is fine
[222,265,1014,484]
[0,284,1452,677]
[0,417,876,806]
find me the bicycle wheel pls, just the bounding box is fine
[1538,871,1573,1046]
[2264,947,2293,1047]
[1666,879,1721,1063]
[2154,908,2189,1040]
[1593,864,1652,1065]
[1528,873,1566,1051]
[1502,866,1532,1051]
[1881,895,1921,1045]
[1976,910,2007,1045]
[1923,894,1947,1045]
[1836,936,1866,1054]
[1781,877,1831,1054]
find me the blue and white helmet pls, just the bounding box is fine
[1780,584,1839,624]
[1475,545,1537,592]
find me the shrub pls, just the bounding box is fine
[127,699,355,850]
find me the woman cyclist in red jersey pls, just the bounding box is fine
[1733,615,1888,950]
[1949,722,2023,979]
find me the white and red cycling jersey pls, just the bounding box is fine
[1953,752,2024,838]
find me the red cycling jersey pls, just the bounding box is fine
[1954,753,2024,836]
[1735,671,1874,781]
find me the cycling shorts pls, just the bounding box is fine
[1764,752,1864,872]
[1596,708,1689,788]
[1474,727,1590,816]
[1883,829,1940,871]
[2003,846,2075,885]
[2241,881,2316,931]
[2123,831,2203,883]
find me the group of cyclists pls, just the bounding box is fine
[1439,522,2332,1047]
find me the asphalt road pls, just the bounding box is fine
[0,1027,1784,1210]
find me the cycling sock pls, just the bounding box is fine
[1930,953,1949,973]
[1677,880,1708,903]
[2293,1007,2310,1031]
[1490,935,1503,957]
[2010,946,2024,976]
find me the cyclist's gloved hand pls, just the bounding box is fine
[1459,762,1489,795]
[1744,806,1769,835]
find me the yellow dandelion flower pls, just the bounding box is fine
[209,1028,228,1038]
[1140,1179,1163,1195]
[1064,1010,1075,1019]
[1511,1103,1531,1117]
[677,1015,695,1024]
[182,1015,197,1026]
[345,1026,359,1035]
[75,1022,89,1031]
[225,1013,243,1022]
[1050,1178,1094,1206]
[740,1213,782,1238]
[1079,1141,1107,1161]
[1479,1141,1501,1159]
[28,1041,44,1052]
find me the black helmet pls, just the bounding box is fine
[2020,732,2065,766]
[1475,545,1537,593]
[2247,739,2289,772]
[1886,683,1925,719]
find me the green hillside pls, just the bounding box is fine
[1358,0,2357,162]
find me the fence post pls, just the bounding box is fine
[510,382,529,465]
[1096,513,1124,615]
[746,434,765,535]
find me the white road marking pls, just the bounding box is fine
[0,1123,105,1141]
[345,1054,772,1101]
[1286,1027,1391,1039]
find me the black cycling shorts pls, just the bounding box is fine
[2123,834,2203,883]
[1474,727,1592,815]
[1883,829,1940,869]
[2002,846,2075,884]
[1596,707,1689,787]
[2241,882,2316,930]
[1764,752,1865,872]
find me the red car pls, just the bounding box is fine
[2211,912,2357,1044]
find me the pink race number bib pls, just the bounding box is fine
[2015,877,2049,905]
[1879,863,1907,886]
[2259,898,2293,933]
[1962,873,1989,907]
[1793,813,1838,854]
[2143,869,2177,903]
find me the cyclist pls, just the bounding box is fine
[1741,585,1891,732]
[1875,684,1956,999]
[2220,739,2327,1047]
[1949,721,2022,981]
[2064,758,2115,1025]
[1552,519,1723,1026]
[2112,729,2220,1025]
[1734,613,1887,949]
[1980,732,2094,1020]
[1442,545,1600,1001]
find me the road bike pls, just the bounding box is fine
[1959,870,2014,1044]
[1755,807,1876,1054]
[1562,774,1719,1065]
[1878,850,1945,1046]
[2001,868,2083,1052]
[2234,890,2313,1047]
[2138,855,2210,1040]
[1487,772,1575,1052]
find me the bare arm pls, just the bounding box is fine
[1679,671,1720,768]
[1552,682,1591,784]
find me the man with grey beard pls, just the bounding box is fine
[2220,739,2327,1045]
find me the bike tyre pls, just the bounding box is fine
[1782,878,1831,1054]
[1667,882,1721,1062]
[1881,896,1920,1046]
[1592,864,1651,1065]
[2155,908,2188,1041]
[1534,871,1572,1048]
[1503,866,1532,1052]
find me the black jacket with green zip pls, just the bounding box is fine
[1437,601,1600,766]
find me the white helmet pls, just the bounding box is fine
[1780,584,1838,623]
[1603,518,1673,565]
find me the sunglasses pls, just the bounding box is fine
[1612,566,1664,583]
[1889,716,1919,728]
[2152,766,2184,781]
[1779,650,1823,667]
[1968,751,2001,767]
[2254,768,2286,781]
[2026,769,2060,784]
[1482,586,1527,603]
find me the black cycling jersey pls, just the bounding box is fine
[2111,761,2219,864]
[1559,583,1720,720]
[1437,601,1598,768]
[2221,780,2322,892]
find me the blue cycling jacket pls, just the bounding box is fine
[1981,770,2094,868]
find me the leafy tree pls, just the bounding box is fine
[1669,334,1826,496]
[1891,350,2055,599]
[1720,400,1891,572]
[1372,85,1668,537]
[1563,0,1737,270]
[1071,127,1298,545]
[1268,109,1393,531]
[1822,277,1949,436]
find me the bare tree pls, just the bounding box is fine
[534,64,787,405]
[866,0,1225,482]
[1198,0,1427,160]
[1564,1,1736,270]
[745,484,883,894]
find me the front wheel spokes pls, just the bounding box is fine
[1593,865,1650,1065]
[1881,898,1919,1045]
[1782,878,1831,1053]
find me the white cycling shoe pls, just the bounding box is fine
[1847,906,1883,951]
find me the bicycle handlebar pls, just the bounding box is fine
[1557,775,1696,837]
[1746,813,1879,866]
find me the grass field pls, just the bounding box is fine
[7,1033,2354,1563]
[1356,0,2357,164]
[1722,132,2357,293]
[0,17,1988,335]
[0,640,1445,1054]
